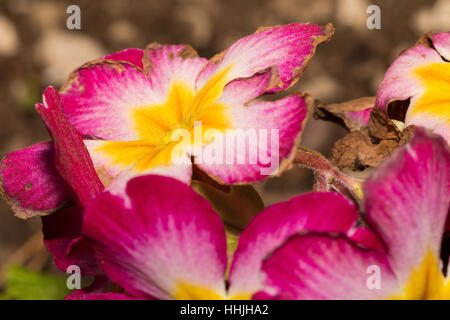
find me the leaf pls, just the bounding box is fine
[191,180,264,231]
[0,265,69,300]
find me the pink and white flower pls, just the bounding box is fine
[0,23,333,219]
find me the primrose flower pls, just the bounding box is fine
[0,23,333,219]
[376,32,450,143]
[67,174,360,300]
[254,129,450,299]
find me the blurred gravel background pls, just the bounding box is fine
[0,0,448,275]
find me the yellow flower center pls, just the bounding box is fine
[94,66,234,172]
[390,250,450,300]
[410,62,450,124]
[173,281,250,300]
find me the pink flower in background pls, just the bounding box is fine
[0,23,333,219]
[255,129,450,299]
[376,32,450,142]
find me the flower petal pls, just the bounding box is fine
[142,43,208,100]
[375,45,443,114]
[375,42,450,142]
[0,141,72,219]
[103,48,144,69]
[42,206,100,275]
[60,61,154,141]
[65,276,144,300]
[66,292,142,300]
[363,129,450,285]
[314,97,374,131]
[228,192,359,298]
[429,32,450,61]
[84,139,192,192]
[257,233,398,299]
[195,93,310,184]
[83,175,227,300]
[61,45,206,141]
[196,23,333,94]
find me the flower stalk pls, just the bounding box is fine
[294,146,363,202]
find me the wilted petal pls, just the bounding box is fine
[0,142,72,218]
[104,48,144,69]
[196,23,333,94]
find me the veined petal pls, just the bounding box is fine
[363,129,450,289]
[103,48,144,69]
[194,93,310,184]
[60,61,155,141]
[142,43,208,101]
[228,192,359,298]
[258,234,399,300]
[61,45,208,182]
[83,175,227,300]
[0,142,72,219]
[196,23,333,94]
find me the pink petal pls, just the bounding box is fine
[83,175,227,300]
[363,129,450,284]
[0,141,72,218]
[36,87,104,207]
[65,276,145,300]
[258,233,398,299]
[228,192,359,297]
[66,292,142,300]
[104,48,144,69]
[375,45,442,114]
[83,130,193,193]
[429,32,450,61]
[196,23,333,94]
[375,41,449,142]
[195,93,309,184]
[60,45,206,142]
[60,61,153,141]
[142,43,208,99]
